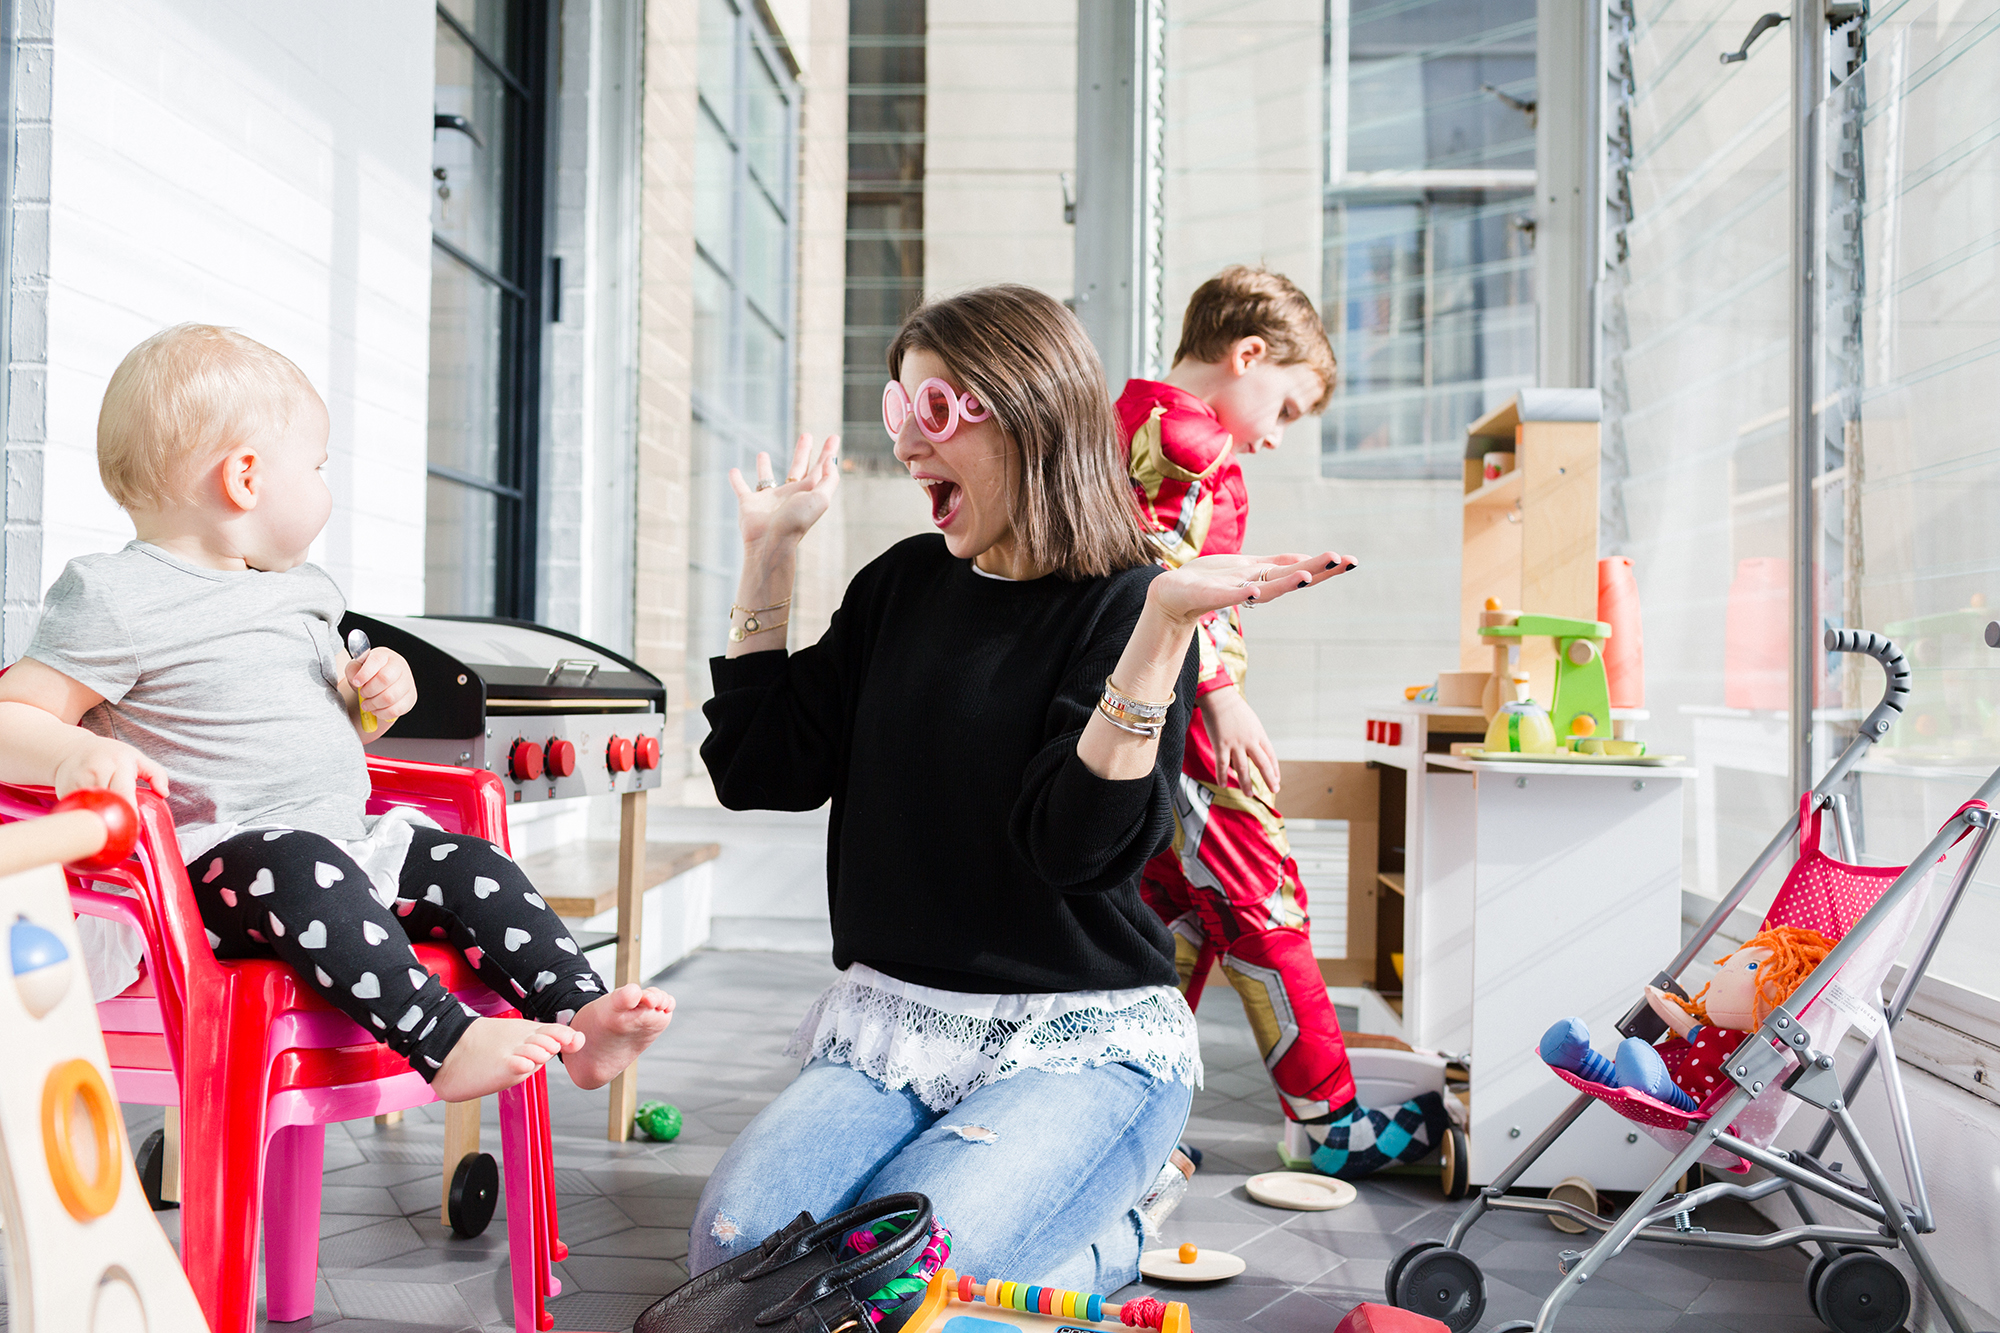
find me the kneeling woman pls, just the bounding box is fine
[692,285,1350,1290]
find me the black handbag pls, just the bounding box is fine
[635,1192,937,1333]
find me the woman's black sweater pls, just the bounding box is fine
[701,534,1199,995]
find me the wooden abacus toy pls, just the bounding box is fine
[901,1268,1193,1333]
[0,791,209,1332]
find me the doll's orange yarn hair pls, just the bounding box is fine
[1684,924,1835,1028]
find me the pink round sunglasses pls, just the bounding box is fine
[883,377,991,444]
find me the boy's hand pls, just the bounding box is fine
[52,735,169,805]
[346,648,417,735]
[1197,685,1281,795]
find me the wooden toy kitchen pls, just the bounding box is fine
[1363,389,1692,1191]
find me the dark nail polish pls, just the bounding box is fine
[1344,559,1360,572]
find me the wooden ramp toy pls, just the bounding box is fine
[902,1268,1193,1333]
[0,792,209,1332]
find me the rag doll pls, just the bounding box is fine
[1540,924,1835,1113]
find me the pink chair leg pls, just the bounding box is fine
[499,1081,542,1332]
[262,1124,326,1323]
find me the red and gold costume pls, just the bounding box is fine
[1117,379,1359,1123]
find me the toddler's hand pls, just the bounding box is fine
[348,648,417,724]
[53,735,169,805]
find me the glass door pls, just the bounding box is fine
[428,0,549,617]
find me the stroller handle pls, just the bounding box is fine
[1823,627,1910,743]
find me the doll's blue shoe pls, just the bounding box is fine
[1539,1017,1617,1086]
[1614,1037,1697,1112]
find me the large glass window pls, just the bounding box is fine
[1604,0,2000,1002]
[842,0,926,469]
[686,0,798,724]
[427,0,550,617]
[1322,0,1537,479]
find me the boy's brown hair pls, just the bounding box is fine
[1173,265,1337,413]
[889,285,1156,580]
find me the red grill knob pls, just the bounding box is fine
[509,739,545,782]
[634,735,660,770]
[545,738,577,778]
[606,736,635,773]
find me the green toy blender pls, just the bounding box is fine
[1478,613,1614,747]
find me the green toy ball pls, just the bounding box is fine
[634,1101,682,1142]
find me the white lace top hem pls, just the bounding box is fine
[787,962,1204,1112]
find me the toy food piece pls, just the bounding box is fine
[1244,1170,1358,1211]
[1140,1244,1245,1283]
[11,916,72,1019]
[633,1101,682,1141]
[1569,713,1596,737]
[344,628,379,732]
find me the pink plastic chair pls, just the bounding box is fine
[0,758,571,1333]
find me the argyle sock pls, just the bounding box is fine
[1308,1093,1450,1180]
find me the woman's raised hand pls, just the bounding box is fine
[730,434,841,548]
[1148,551,1356,626]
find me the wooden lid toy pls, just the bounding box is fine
[1245,1170,1360,1211]
[1139,1243,1246,1282]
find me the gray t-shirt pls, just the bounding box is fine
[26,541,371,844]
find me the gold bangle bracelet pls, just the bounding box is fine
[1103,675,1173,715]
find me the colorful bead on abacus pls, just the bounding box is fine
[1087,1293,1105,1322]
[986,1278,1001,1307]
[959,1273,976,1303]
[1063,1290,1078,1318]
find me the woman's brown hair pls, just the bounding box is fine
[888,285,1156,580]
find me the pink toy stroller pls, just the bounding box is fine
[1385,629,1999,1333]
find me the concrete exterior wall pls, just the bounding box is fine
[4,0,434,646]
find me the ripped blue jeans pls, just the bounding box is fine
[688,1057,1191,1292]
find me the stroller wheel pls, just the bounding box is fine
[1393,1246,1488,1332]
[1386,1239,1442,1304]
[1439,1125,1471,1200]
[1812,1250,1910,1333]
[1803,1246,1866,1321]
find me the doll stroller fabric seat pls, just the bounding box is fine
[1543,791,1941,1173]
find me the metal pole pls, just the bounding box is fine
[1073,0,1167,384]
[1788,1,1825,799]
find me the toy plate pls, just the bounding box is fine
[1139,1247,1246,1282]
[1461,749,1687,766]
[1244,1171,1359,1211]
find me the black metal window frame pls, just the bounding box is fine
[431,1,554,619]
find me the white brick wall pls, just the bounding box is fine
[13,0,433,630]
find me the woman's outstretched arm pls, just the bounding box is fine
[702,435,850,811]
[1076,551,1354,780]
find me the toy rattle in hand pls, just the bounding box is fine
[344,628,378,732]
[1541,924,1834,1113]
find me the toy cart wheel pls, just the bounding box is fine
[134,1127,176,1212]
[447,1151,499,1238]
[1812,1250,1909,1333]
[1489,1324,1537,1332]
[1386,1239,1442,1305]
[1392,1246,1487,1332]
[1439,1125,1471,1200]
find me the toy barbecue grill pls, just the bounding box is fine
[337,614,666,803]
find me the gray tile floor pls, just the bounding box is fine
[20,948,1986,1332]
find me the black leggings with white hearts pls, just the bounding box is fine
[188,825,605,1079]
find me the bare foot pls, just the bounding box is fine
[562,984,676,1090]
[430,1016,582,1102]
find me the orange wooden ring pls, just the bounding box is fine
[42,1058,120,1220]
